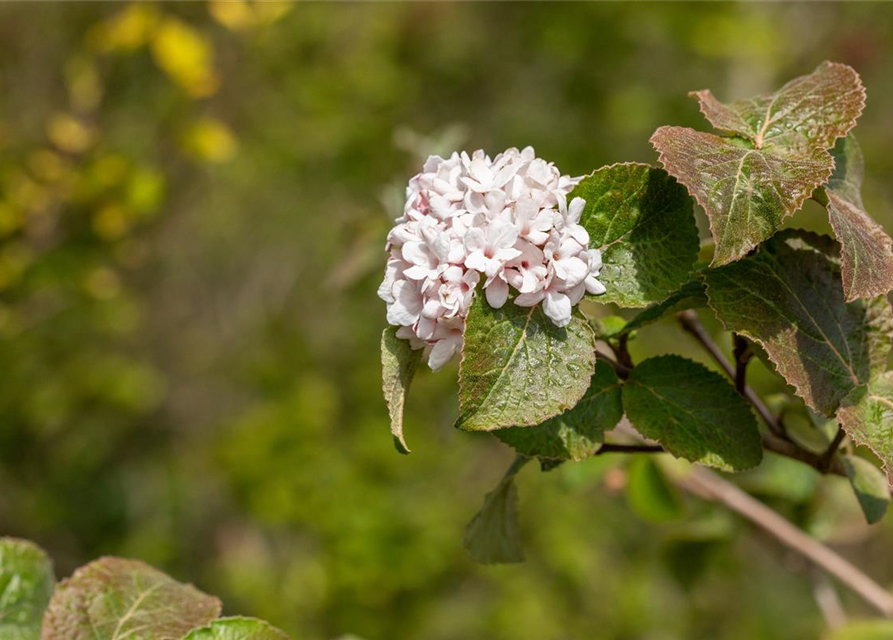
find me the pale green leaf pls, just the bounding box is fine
[622,355,763,472]
[183,617,289,640]
[456,296,596,432]
[841,454,889,524]
[494,359,622,461]
[570,163,699,307]
[41,557,221,640]
[823,135,893,301]
[381,327,422,454]
[625,458,684,522]
[0,538,54,640]
[703,230,893,417]
[838,371,893,484]
[827,620,893,640]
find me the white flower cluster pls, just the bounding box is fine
[379,146,606,371]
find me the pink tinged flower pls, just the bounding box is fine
[513,275,578,328]
[396,325,426,349]
[513,197,554,245]
[428,317,465,371]
[439,266,479,317]
[545,236,589,288]
[505,241,548,294]
[555,196,590,247]
[464,221,522,278]
[377,256,407,303]
[583,249,607,295]
[401,221,451,282]
[387,279,424,326]
[484,274,509,309]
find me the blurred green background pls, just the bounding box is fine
[1,3,893,639]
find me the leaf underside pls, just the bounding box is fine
[494,359,622,461]
[41,557,222,640]
[837,372,893,484]
[825,135,893,301]
[183,617,290,640]
[381,327,423,453]
[840,454,889,524]
[0,538,55,639]
[571,163,699,307]
[652,61,865,266]
[703,229,893,417]
[457,295,596,432]
[622,355,763,472]
[463,476,524,565]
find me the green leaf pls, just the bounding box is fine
[183,617,289,640]
[381,327,422,454]
[625,458,684,522]
[838,371,893,484]
[570,163,699,307]
[41,557,222,640]
[652,127,831,266]
[463,458,526,564]
[690,61,864,152]
[841,454,889,524]
[622,355,762,472]
[0,538,54,640]
[652,61,865,266]
[616,277,707,337]
[823,135,893,302]
[456,296,596,432]
[494,359,622,461]
[828,620,893,640]
[703,230,893,417]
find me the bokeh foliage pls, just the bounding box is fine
[1,3,893,639]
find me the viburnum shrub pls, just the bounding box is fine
[380,62,893,586]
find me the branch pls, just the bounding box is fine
[595,348,631,378]
[676,466,893,618]
[819,428,847,472]
[596,443,664,455]
[733,334,752,395]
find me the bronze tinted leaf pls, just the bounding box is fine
[838,372,893,484]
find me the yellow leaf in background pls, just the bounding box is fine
[93,203,131,241]
[182,117,238,163]
[0,202,22,238]
[28,150,70,184]
[66,57,103,113]
[87,3,160,53]
[208,0,293,31]
[127,168,166,216]
[151,18,220,98]
[84,267,122,300]
[46,113,96,154]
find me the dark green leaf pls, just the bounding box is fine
[838,372,893,484]
[653,62,865,266]
[622,355,762,472]
[456,296,596,432]
[703,230,893,417]
[0,538,54,640]
[570,163,699,307]
[824,135,893,301]
[381,327,422,453]
[463,458,526,564]
[625,458,684,522]
[494,359,622,461]
[41,557,221,640]
[616,277,707,337]
[183,617,289,640]
[841,454,889,524]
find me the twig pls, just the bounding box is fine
[677,311,786,439]
[677,465,893,618]
[819,428,847,473]
[733,334,752,395]
[762,431,846,477]
[595,348,631,378]
[811,568,847,630]
[596,443,664,455]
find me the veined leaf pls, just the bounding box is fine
[622,355,762,472]
[570,163,699,307]
[652,127,831,266]
[653,62,865,266]
[838,372,893,484]
[841,454,889,524]
[823,135,893,301]
[494,359,622,461]
[41,557,221,640]
[703,230,893,417]
[456,296,596,432]
[381,327,423,453]
[183,617,289,640]
[615,276,707,337]
[463,458,526,564]
[690,61,864,152]
[0,538,54,640]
